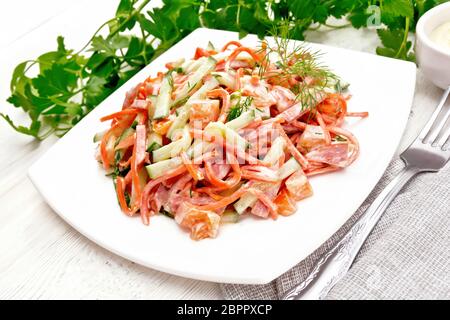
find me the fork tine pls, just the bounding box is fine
[420,86,450,143]
[436,117,450,149]
[431,103,450,144]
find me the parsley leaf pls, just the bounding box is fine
[382,0,414,18]
[2,0,446,140]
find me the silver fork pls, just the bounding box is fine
[282,86,450,300]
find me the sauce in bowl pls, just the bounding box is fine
[430,21,450,53]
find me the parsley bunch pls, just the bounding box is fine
[2,0,446,139]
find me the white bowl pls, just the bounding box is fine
[416,2,450,89]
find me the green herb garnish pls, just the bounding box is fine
[259,22,339,112]
[227,96,253,121]
[146,141,161,152]
[2,0,445,140]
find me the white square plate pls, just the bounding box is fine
[29,28,416,284]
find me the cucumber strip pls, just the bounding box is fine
[146,132,162,151]
[169,57,185,69]
[114,128,135,148]
[93,129,107,143]
[167,105,190,140]
[254,105,271,119]
[189,77,220,101]
[147,142,161,152]
[278,157,301,180]
[233,138,286,214]
[234,157,300,216]
[211,51,230,61]
[220,210,240,224]
[234,183,265,215]
[225,110,255,131]
[181,59,202,74]
[146,157,183,179]
[211,71,236,90]
[152,125,192,162]
[204,121,248,152]
[167,78,219,139]
[147,95,157,119]
[172,57,216,106]
[153,73,173,120]
[206,41,216,51]
[186,139,211,160]
[262,136,286,166]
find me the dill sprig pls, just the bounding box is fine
[227,96,253,121]
[257,22,340,112]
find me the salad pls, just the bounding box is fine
[95,39,368,240]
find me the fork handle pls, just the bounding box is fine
[282,165,421,300]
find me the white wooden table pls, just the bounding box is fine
[0,1,443,299]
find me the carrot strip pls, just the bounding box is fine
[317,93,347,127]
[204,160,241,190]
[221,41,242,52]
[195,186,250,211]
[195,186,277,218]
[346,112,369,118]
[207,88,231,123]
[100,126,116,170]
[225,47,262,70]
[100,108,146,122]
[235,68,244,90]
[275,123,309,169]
[118,156,132,169]
[116,177,134,216]
[181,152,204,181]
[306,166,340,177]
[115,134,135,151]
[194,187,226,201]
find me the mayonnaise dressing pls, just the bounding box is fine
[430,21,450,52]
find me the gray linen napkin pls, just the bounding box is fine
[220,159,450,299]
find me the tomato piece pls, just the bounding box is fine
[189,100,220,129]
[152,118,173,136]
[285,170,313,201]
[317,93,347,125]
[274,188,297,216]
[298,125,327,151]
[175,203,221,240]
[194,47,215,59]
[221,41,242,52]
